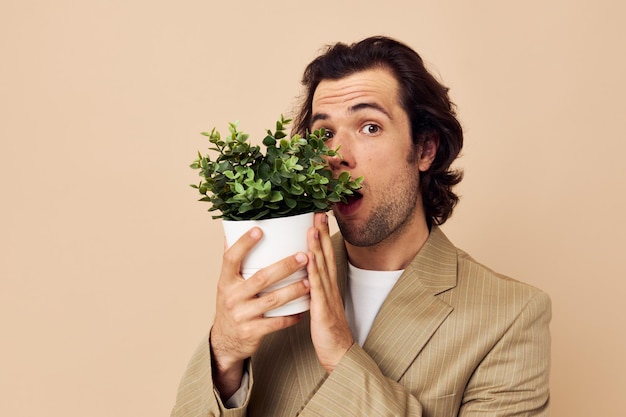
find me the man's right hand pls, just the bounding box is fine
[209,226,310,399]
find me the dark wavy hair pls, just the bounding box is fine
[293,36,463,226]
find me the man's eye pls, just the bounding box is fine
[361,124,380,135]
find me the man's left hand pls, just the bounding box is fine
[305,212,354,373]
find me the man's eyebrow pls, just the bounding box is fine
[349,102,392,119]
[311,102,392,125]
[311,112,328,125]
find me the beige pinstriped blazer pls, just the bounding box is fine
[172,227,551,416]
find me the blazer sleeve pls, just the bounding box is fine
[460,291,552,416]
[170,336,251,417]
[300,343,424,416]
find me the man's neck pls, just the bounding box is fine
[345,218,431,271]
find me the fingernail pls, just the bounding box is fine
[321,213,327,224]
[295,252,307,264]
[250,228,261,239]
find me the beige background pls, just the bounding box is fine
[1,1,624,416]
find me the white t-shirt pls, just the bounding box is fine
[345,263,404,346]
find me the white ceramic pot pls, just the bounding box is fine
[222,212,313,317]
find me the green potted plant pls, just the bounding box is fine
[190,115,362,316]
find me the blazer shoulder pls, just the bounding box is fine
[452,247,551,309]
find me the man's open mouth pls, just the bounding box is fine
[343,191,363,205]
[335,191,363,215]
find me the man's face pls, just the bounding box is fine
[311,68,434,248]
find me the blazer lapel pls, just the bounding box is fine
[361,227,457,381]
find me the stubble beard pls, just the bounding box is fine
[336,167,421,248]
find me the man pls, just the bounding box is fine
[172,36,551,416]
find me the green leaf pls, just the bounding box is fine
[313,200,327,209]
[269,191,283,202]
[250,209,270,220]
[263,135,276,146]
[239,202,254,213]
[285,197,297,209]
[312,189,325,199]
[289,183,304,195]
[338,171,351,182]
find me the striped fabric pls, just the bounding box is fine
[171,226,551,416]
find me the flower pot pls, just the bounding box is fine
[222,212,313,317]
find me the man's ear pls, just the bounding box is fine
[418,132,439,172]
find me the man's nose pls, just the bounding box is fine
[327,152,345,171]
[326,133,355,171]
